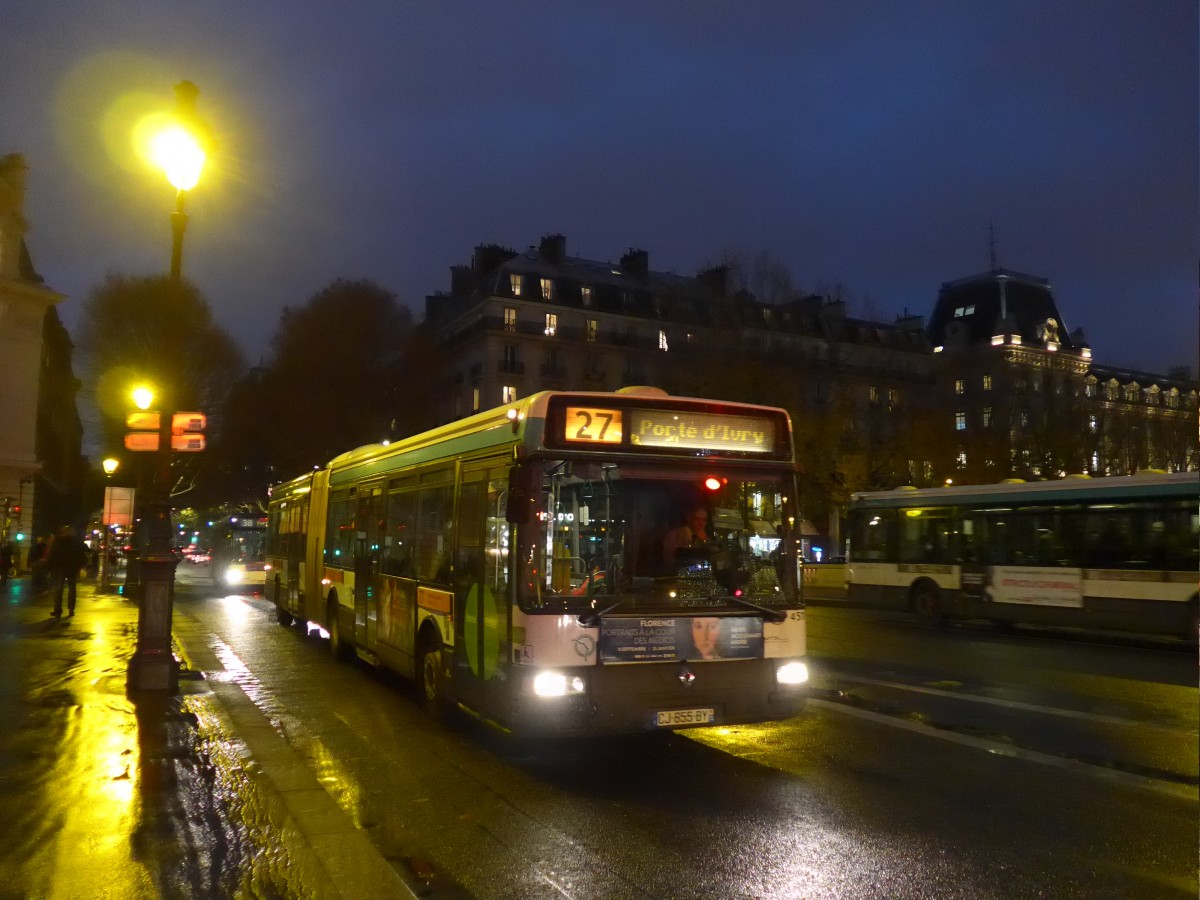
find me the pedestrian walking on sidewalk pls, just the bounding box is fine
[48,525,88,618]
[28,533,49,592]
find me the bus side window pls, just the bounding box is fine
[384,489,417,577]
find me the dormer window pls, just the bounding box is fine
[581,285,592,307]
[540,277,554,301]
[509,273,523,297]
[953,304,975,317]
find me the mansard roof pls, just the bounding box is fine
[928,267,1081,352]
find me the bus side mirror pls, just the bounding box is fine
[506,465,539,523]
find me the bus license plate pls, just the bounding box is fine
[655,708,715,727]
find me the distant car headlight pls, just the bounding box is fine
[776,660,809,685]
[224,568,244,585]
[531,671,586,698]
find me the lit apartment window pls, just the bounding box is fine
[1085,381,1096,398]
[509,273,522,296]
[1088,415,1098,433]
[502,385,516,404]
[581,285,592,307]
[503,306,517,332]
[544,313,557,337]
[957,451,967,466]
[982,407,993,428]
[472,386,480,412]
[953,305,976,317]
[658,329,669,351]
[954,411,966,431]
[540,277,554,301]
[954,379,965,394]
[888,388,898,409]
[585,318,597,343]
[982,374,992,391]
[869,386,879,404]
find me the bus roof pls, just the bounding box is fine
[317,389,794,487]
[850,471,1197,509]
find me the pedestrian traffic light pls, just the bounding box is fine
[171,411,206,452]
[124,410,206,451]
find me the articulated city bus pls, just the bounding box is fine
[846,472,1199,638]
[265,388,809,737]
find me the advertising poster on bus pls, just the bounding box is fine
[599,616,763,662]
[986,566,1083,607]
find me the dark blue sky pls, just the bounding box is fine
[5,1,1197,376]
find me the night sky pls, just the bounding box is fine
[5,2,1197,377]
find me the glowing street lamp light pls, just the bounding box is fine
[128,81,208,695]
[132,385,154,410]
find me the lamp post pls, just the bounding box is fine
[99,457,119,592]
[127,81,206,694]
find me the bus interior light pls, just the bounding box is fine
[776,661,809,686]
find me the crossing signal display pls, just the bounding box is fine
[125,411,207,452]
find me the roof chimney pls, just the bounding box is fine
[620,248,648,277]
[539,233,567,264]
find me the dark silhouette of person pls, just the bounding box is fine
[47,525,88,618]
[0,541,13,588]
[27,534,49,592]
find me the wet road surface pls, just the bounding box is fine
[171,576,1198,899]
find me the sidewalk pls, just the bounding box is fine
[0,575,425,899]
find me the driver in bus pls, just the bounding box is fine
[663,507,710,562]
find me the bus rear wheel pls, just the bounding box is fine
[327,596,351,661]
[274,579,295,627]
[910,583,945,624]
[418,634,448,719]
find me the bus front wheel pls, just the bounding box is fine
[910,583,945,624]
[418,633,448,719]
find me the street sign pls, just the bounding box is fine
[125,432,159,451]
[103,486,135,526]
[126,411,161,430]
[172,412,207,433]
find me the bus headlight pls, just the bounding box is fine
[224,568,244,585]
[532,671,586,698]
[775,660,809,686]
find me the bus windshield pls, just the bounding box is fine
[515,459,798,617]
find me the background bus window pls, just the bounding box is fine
[898,509,954,564]
[851,509,893,560]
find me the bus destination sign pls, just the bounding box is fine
[630,409,775,453]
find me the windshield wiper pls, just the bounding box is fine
[578,598,626,627]
[722,593,787,624]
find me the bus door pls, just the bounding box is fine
[958,511,988,605]
[354,480,385,651]
[453,462,512,723]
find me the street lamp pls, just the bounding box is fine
[128,81,207,694]
[100,457,119,593]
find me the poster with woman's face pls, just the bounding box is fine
[597,616,764,662]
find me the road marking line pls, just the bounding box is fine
[820,673,1197,734]
[810,698,1197,801]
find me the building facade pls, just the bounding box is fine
[929,268,1198,481]
[0,154,85,566]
